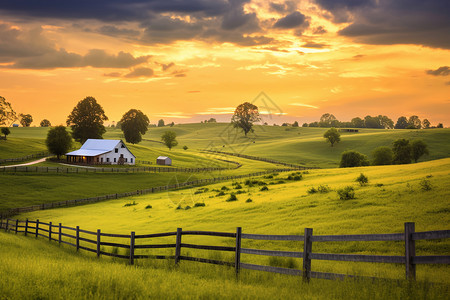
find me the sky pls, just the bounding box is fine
[0,0,449,126]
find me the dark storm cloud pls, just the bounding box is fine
[426,66,450,76]
[273,11,307,29]
[314,0,450,49]
[97,25,140,38]
[269,1,298,13]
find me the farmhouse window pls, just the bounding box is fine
[101,157,103,163]
[125,158,128,162]
[115,148,118,153]
[131,158,133,163]
[114,158,116,163]
[97,157,99,162]
[107,158,110,162]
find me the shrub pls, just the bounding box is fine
[293,175,302,181]
[372,146,394,165]
[260,186,269,191]
[340,150,370,168]
[234,183,243,189]
[337,186,355,200]
[257,181,267,186]
[264,175,273,179]
[277,180,285,184]
[176,205,182,210]
[235,190,246,194]
[183,145,188,150]
[123,201,138,207]
[375,183,384,187]
[419,179,433,191]
[246,198,253,203]
[216,191,226,197]
[185,206,191,210]
[226,193,237,202]
[221,186,229,191]
[194,202,206,207]
[145,205,152,209]
[307,187,318,194]
[317,185,331,193]
[194,190,203,194]
[356,173,369,186]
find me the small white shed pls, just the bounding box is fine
[156,156,172,166]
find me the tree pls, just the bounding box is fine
[119,109,150,144]
[161,131,178,150]
[437,123,443,128]
[408,115,421,129]
[19,114,33,127]
[40,119,51,127]
[323,127,340,147]
[422,119,431,129]
[302,123,308,127]
[340,150,370,168]
[0,96,17,126]
[46,125,72,159]
[378,115,394,129]
[392,138,412,164]
[158,119,165,127]
[66,96,108,143]
[208,118,217,123]
[1,127,10,140]
[231,102,261,136]
[394,116,408,129]
[319,113,337,127]
[364,115,383,129]
[371,146,393,165]
[351,117,365,128]
[411,140,429,163]
[292,121,299,127]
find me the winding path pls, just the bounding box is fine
[2,157,50,168]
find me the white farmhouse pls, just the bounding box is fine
[66,139,136,165]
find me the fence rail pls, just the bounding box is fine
[0,168,299,218]
[0,219,448,282]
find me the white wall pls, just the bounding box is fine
[98,141,135,165]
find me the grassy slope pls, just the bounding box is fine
[20,158,450,282]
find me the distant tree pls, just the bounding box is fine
[231,102,261,136]
[302,123,308,127]
[351,117,365,128]
[281,123,288,127]
[392,138,412,164]
[319,113,337,127]
[292,121,299,127]
[66,96,108,144]
[371,146,393,165]
[378,115,394,129]
[208,118,217,123]
[364,115,383,129]
[40,119,51,127]
[323,127,340,147]
[408,115,421,129]
[340,150,370,168]
[422,119,431,129]
[308,121,319,127]
[183,145,188,150]
[46,125,72,160]
[157,119,165,127]
[161,131,178,150]
[437,123,443,128]
[1,127,10,140]
[411,140,429,163]
[394,116,408,129]
[119,109,150,144]
[19,114,33,127]
[170,122,174,127]
[0,96,17,126]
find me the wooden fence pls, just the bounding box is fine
[0,220,448,281]
[0,168,299,218]
[0,152,49,164]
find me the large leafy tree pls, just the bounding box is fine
[351,117,365,128]
[319,113,338,127]
[119,109,150,144]
[231,102,261,136]
[46,126,72,159]
[1,127,10,140]
[161,131,178,150]
[392,138,412,164]
[66,97,108,143]
[19,114,33,127]
[411,140,429,163]
[371,146,394,165]
[40,119,51,127]
[0,96,17,126]
[340,150,370,168]
[407,115,421,129]
[157,119,165,127]
[394,116,408,129]
[323,127,341,147]
[422,119,431,129]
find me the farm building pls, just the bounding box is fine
[156,156,172,166]
[66,139,135,165]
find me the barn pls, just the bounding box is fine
[156,156,172,166]
[66,139,136,165]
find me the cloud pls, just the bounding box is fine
[160,62,175,71]
[269,1,299,13]
[302,42,328,48]
[314,0,450,49]
[97,25,140,38]
[289,103,319,109]
[426,66,450,76]
[103,72,122,77]
[124,67,154,78]
[273,11,307,29]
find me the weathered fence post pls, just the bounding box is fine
[175,228,182,265]
[303,228,313,282]
[76,226,80,252]
[235,227,242,276]
[35,219,39,238]
[5,219,8,232]
[58,223,62,245]
[25,219,28,236]
[405,222,416,280]
[97,229,101,257]
[49,222,52,242]
[15,219,18,234]
[130,231,135,265]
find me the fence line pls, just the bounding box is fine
[0,151,49,164]
[1,219,448,281]
[0,167,300,218]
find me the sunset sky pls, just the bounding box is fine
[0,0,449,126]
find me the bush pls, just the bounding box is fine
[293,175,302,181]
[419,179,433,191]
[356,173,369,186]
[216,191,226,197]
[260,186,269,191]
[234,183,243,189]
[307,187,317,194]
[317,185,331,193]
[372,146,394,165]
[221,186,229,191]
[264,175,273,179]
[226,193,237,202]
[145,205,152,209]
[123,201,138,207]
[194,202,206,207]
[176,205,182,210]
[185,206,191,210]
[183,145,188,150]
[337,186,355,200]
[235,190,246,194]
[340,150,370,168]
[246,198,253,203]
